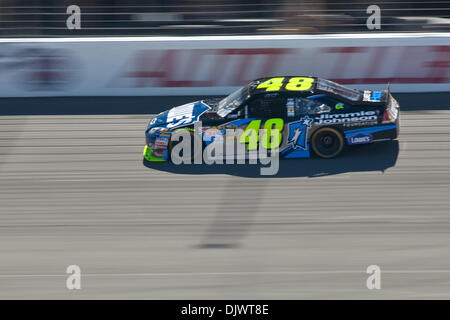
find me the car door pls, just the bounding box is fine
[279,95,328,156]
[235,93,288,156]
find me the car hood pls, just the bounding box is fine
[147,100,211,131]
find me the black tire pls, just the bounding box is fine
[311,127,344,159]
[169,129,203,163]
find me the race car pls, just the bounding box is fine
[144,76,399,161]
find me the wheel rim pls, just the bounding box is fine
[313,129,343,158]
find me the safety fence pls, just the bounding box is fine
[0,1,449,37]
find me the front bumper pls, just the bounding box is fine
[144,129,171,162]
[143,145,168,162]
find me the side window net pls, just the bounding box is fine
[248,97,286,118]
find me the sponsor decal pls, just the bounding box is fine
[166,103,195,129]
[148,118,157,126]
[204,129,221,137]
[342,121,377,127]
[155,136,170,149]
[6,47,80,91]
[163,102,210,129]
[153,149,166,157]
[347,132,373,145]
[315,111,377,125]
[203,128,224,142]
[115,46,450,89]
[286,116,313,150]
[363,90,383,102]
[390,107,399,119]
[286,98,295,117]
[335,102,344,110]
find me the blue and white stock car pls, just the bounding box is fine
[144,76,400,161]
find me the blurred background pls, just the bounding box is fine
[1,1,450,300]
[0,0,449,37]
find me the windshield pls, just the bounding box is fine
[217,85,249,117]
[316,79,362,102]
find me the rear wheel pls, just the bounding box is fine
[311,127,344,159]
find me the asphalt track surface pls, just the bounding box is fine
[2,100,450,299]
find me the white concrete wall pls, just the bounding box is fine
[0,33,449,97]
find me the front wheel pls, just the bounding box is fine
[311,127,344,159]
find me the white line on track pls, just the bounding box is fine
[2,270,450,278]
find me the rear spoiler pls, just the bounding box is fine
[386,82,391,105]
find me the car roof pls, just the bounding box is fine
[247,76,384,105]
[249,76,319,95]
